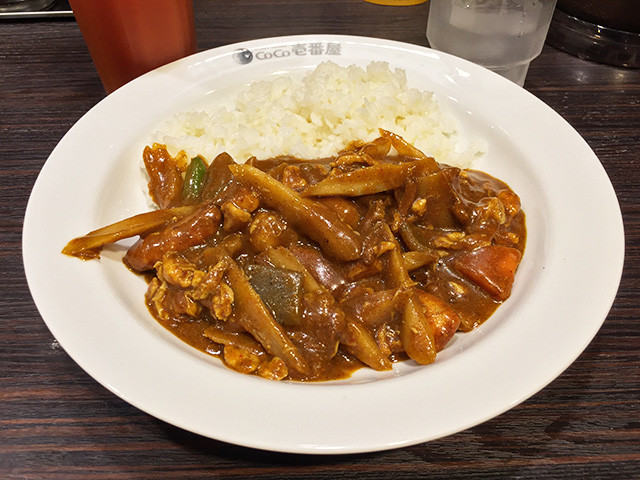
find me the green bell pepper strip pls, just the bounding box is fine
[182,155,207,204]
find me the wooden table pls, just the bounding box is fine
[2,1,639,478]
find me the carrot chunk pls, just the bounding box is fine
[452,246,522,301]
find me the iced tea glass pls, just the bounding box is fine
[69,0,197,94]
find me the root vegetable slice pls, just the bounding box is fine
[229,163,362,261]
[62,205,196,260]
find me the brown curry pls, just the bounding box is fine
[64,130,525,381]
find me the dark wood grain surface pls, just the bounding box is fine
[2,0,639,478]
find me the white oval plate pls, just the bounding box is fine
[23,35,624,454]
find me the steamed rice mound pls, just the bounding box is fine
[152,61,482,166]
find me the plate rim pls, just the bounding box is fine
[22,34,625,454]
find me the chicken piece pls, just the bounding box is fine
[145,277,202,321]
[248,211,296,253]
[376,324,403,357]
[146,278,169,320]
[156,251,203,288]
[223,344,262,375]
[466,196,507,238]
[411,198,428,217]
[232,189,260,212]
[432,232,467,249]
[208,283,234,320]
[190,259,229,300]
[207,326,288,379]
[221,201,253,232]
[218,186,259,232]
[154,251,232,320]
[168,290,202,318]
[497,189,521,217]
[281,165,308,191]
[257,357,288,381]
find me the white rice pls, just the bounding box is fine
[151,61,484,166]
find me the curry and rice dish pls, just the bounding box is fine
[64,130,525,382]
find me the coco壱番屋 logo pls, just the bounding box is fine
[233,48,253,64]
[233,42,342,65]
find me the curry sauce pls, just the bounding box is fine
[64,130,525,381]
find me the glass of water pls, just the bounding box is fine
[426,0,558,86]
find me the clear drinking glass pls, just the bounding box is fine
[426,0,558,86]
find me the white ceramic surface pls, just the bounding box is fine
[23,35,624,454]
